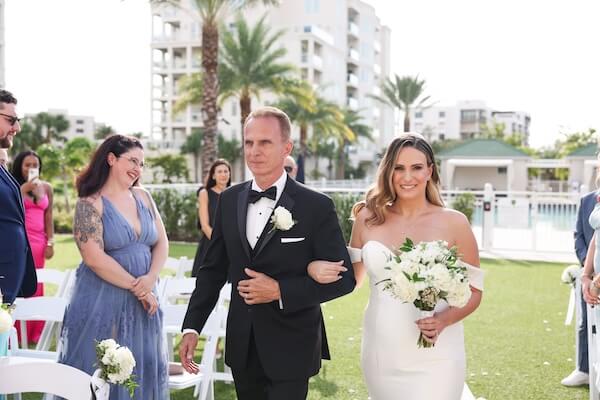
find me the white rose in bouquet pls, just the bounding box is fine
[95,339,138,397]
[0,307,12,334]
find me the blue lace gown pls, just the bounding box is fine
[58,194,168,399]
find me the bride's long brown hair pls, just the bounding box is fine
[353,132,444,226]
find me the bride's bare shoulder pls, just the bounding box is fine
[438,207,471,228]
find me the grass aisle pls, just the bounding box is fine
[29,235,587,399]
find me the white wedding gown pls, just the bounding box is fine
[349,241,484,400]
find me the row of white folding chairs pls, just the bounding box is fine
[163,256,195,278]
[158,276,233,399]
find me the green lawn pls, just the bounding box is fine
[19,235,587,399]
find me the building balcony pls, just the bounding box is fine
[374,40,381,53]
[347,49,359,63]
[303,25,334,46]
[347,97,359,110]
[313,54,323,69]
[172,60,187,70]
[347,73,358,87]
[348,22,359,38]
[373,63,381,76]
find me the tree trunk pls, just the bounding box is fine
[336,141,346,180]
[300,125,308,158]
[61,167,70,214]
[194,153,199,183]
[201,22,219,182]
[403,111,410,132]
[239,95,252,181]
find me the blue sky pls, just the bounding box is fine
[4,0,599,148]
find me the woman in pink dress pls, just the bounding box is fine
[11,150,54,343]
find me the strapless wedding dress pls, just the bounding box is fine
[348,241,484,400]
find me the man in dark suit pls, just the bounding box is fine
[179,106,355,399]
[0,89,37,304]
[563,189,596,386]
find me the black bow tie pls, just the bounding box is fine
[248,186,277,204]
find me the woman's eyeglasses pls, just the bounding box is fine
[120,156,145,169]
[0,113,21,126]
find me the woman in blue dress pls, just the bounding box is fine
[58,135,168,399]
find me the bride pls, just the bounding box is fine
[308,133,484,399]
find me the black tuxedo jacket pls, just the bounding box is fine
[0,165,37,304]
[183,177,355,380]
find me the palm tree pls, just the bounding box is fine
[33,112,70,143]
[372,74,431,132]
[150,0,280,181]
[219,14,309,178]
[180,128,204,182]
[95,125,116,140]
[275,87,345,160]
[335,109,372,179]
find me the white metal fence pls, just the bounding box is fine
[145,183,582,255]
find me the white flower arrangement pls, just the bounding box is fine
[95,338,138,398]
[270,206,296,232]
[560,264,581,285]
[0,289,15,334]
[378,238,472,348]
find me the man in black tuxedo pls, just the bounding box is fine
[0,89,37,304]
[180,106,355,399]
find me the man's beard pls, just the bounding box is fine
[0,134,12,149]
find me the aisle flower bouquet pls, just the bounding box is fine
[0,290,15,335]
[95,338,138,398]
[378,238,472,348]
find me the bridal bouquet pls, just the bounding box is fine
[378,238,472,348]
[95,338,138,398]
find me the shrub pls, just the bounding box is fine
[451,193,476,223]
[54,209,74,234]
[330,192,363,243]
[150,188,199,242]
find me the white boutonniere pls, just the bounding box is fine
[0,289,15,334]
[269,206,296,232]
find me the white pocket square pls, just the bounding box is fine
[281,237,305,243]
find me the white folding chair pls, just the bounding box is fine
[163,257,183,277]
[35,268,73,351]
[0,356,106,400]
[12,296,68,359]
[165,307,228,400]
[588,304,600,400]
[176,257,194,278]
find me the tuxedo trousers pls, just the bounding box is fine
[232,329,309,400]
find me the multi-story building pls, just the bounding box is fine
[410,100,531,145]
[0,0,5,89]
[150,0,393,179]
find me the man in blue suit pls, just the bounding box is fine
[0,89,37,305]
[562,189,597,386]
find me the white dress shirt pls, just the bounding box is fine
[246,171,287,249]
[183,171,288,337]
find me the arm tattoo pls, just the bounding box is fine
[73,199,104,250]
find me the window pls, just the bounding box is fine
[76,119,84,124]
[439,133,445,140]
[439,111,445,118]
[76,128,84,134]
[498,167,507,174]
[415,111,423,118]
[304,0,319,13]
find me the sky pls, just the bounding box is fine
[3,0,600,149]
